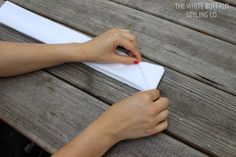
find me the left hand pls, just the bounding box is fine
[90,89,169,142]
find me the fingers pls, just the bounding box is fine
[115,38,141,62]
[153,119,168,134]
[141,89,160,101]
[153,97,169,113]
[112,54,138,64]
[120,32,138,48]
[156,109,169,124]
[112,29,142,62]
[146,97,169,135]
[116,38,136,54]
[130,49,142,62]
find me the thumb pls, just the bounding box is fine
[112,54,139,64]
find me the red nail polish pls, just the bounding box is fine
[134,60,139,64]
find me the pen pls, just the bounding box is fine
[117,46,134,56]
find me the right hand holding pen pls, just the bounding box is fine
[74,28,142,64]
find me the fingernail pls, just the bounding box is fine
[134,60,139,64]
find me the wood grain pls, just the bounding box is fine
[9,0,236,96]
[218,0,236,6]
[0,0,5,6]
[112,0,236,44]
[0,71,207,157]
[1,24,236,156]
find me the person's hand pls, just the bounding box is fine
[92,89,169,142]
[78,28,142,64]
[52,90,168,157]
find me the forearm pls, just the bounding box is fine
[0,41,85,77]
[52,119,119,157]
[0,29,142,77]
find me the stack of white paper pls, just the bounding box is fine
[0,1,165,91]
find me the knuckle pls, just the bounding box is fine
[161,111,169,121]
[114,33,122,39]
[162,97,169,106]
[156,89,160,97]
[135,92,143,99]
[140,93,151,102]
[163,109,169,116]
[166,110,170,116]
[110,29,121,38]
[111,28,119,33]
[163,121,168,129]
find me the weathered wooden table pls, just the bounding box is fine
[0,0,236,156]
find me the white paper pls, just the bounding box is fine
[0,1,165,91]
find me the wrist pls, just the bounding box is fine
[91,114,126,144]
[89,120,121,145]
[70,121,119,156]
[70,42,92,62]
[59,42,89,62]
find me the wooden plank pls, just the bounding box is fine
[0,0,5,6]
[1,24,236,156]
[218,0,236,6]
[0,71,207,157]
[112,0,236,44]
[9,0,236,96]
[0,71,107,153]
